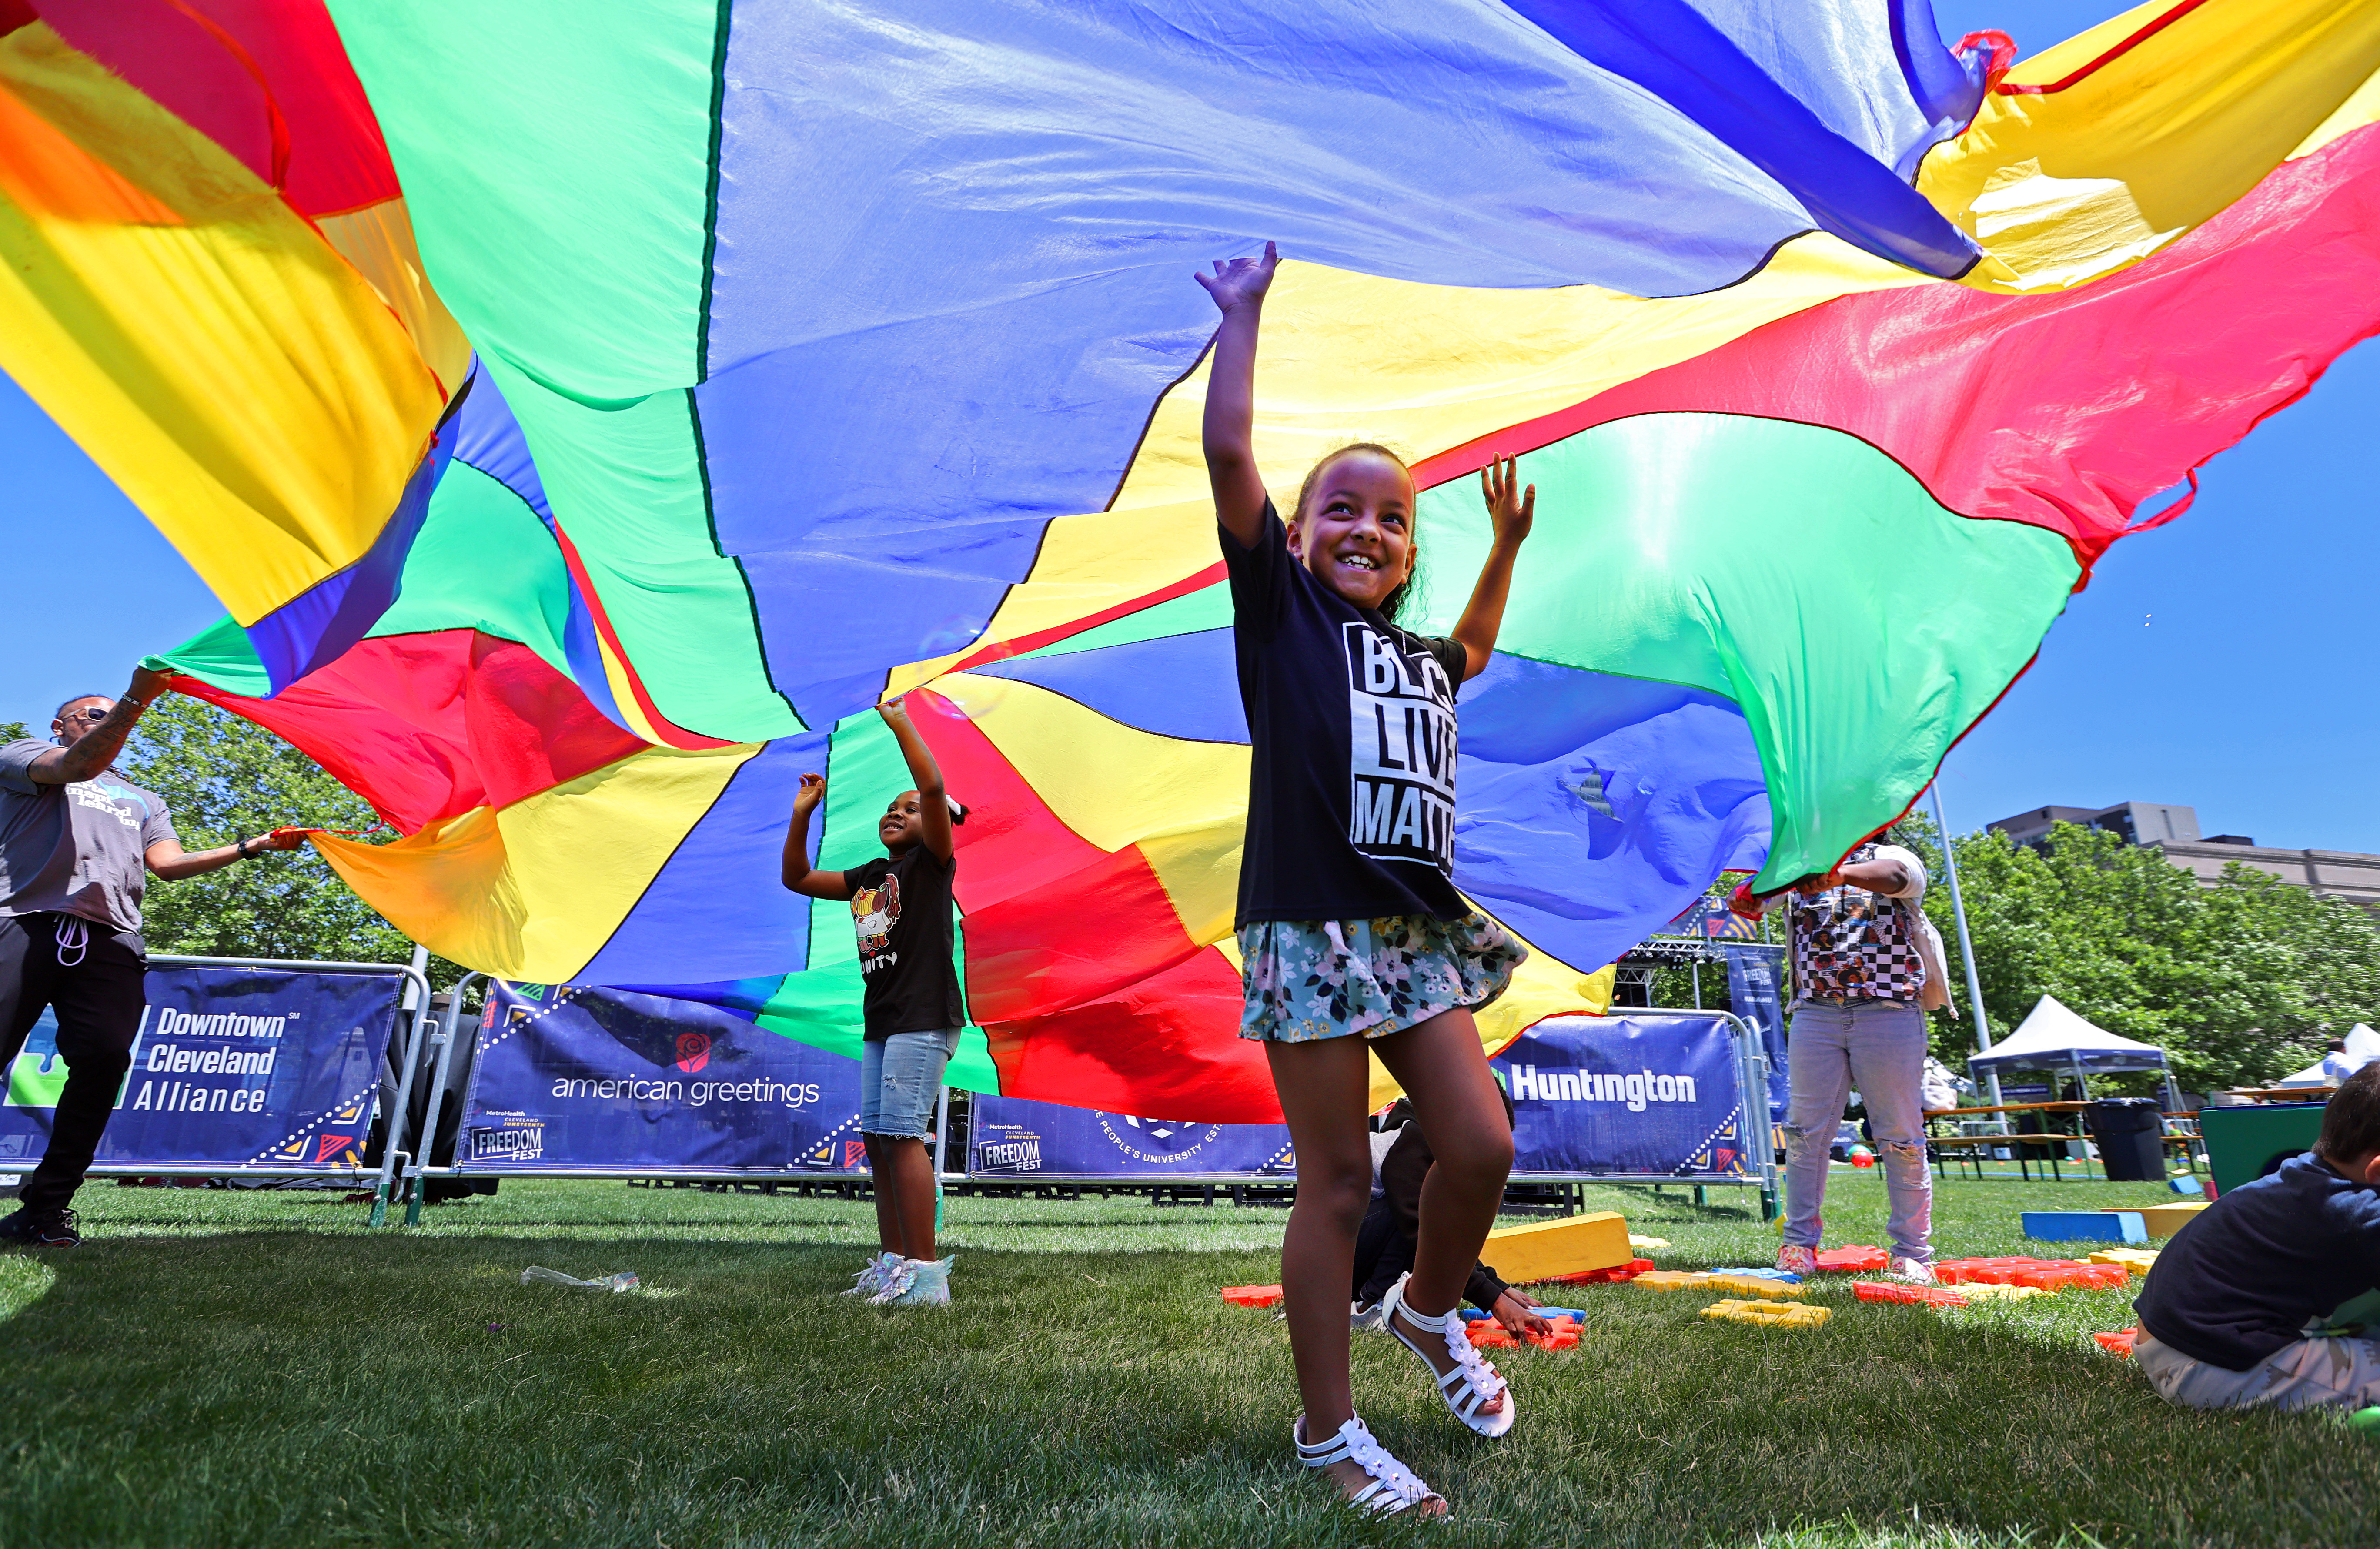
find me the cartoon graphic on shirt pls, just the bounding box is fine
[852,872,902,974]
[1341,621,1457,873]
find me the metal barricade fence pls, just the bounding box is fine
[1500,1008,1779,1220]
[395,979,880,1221]
[11,953,436,1227]
[387,990,1778,1222]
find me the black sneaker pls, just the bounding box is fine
[0,1208,79,1247]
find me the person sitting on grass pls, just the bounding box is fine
[2129,1062,2380,1411]
[1354,1096,1550,1340]
[782,697,966,1308]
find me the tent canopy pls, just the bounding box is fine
[2276,1023,2380,1087]
[1970,995,2170,1074]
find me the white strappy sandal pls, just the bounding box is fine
[1381,1274,1517,1438]
[1293,1414,1444,1517]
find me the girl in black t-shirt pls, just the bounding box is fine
[1197,243,1536,1516]
[782,697,966,1308]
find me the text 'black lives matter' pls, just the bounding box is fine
[1343,621,1457,872]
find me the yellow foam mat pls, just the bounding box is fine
[1955,1283,2046,1301]
[1705,1274,1808,1300]
[2090,1248,2160,1278]
[1633,1271,1713,1292]
[2137,1203,2210,1239]
[1702,1300,1831,1329]
[1484,1212,1634,1282]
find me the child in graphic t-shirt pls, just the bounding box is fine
[1197,242,1535,1517]
[2129,1064,2380,1412]
[782,697,966,1307]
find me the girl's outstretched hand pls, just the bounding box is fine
[793,772,827,813]
[876,696,910,726]
[1195,241,1278,314]
[1481,455,1534,547]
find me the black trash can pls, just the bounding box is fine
[2085,1097,2165,1181]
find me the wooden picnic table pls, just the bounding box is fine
[1920,1100,2199,1182]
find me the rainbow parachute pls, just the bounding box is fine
[6,1,2379,1119]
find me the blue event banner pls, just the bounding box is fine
[1496,1013,1749,1178]
[1718,942,1790,1121]
[968,1094,1293,1179]
[0,964,402,1173]
[459,983,867,1173]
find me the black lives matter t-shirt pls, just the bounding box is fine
[841,845,965,1040]
[1224,503,1469,926]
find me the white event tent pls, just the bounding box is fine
[2274,1023,2380,1088]
[1969,994,2183,1110]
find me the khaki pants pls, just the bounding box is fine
[2135,1328,2380,1412]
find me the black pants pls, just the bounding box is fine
[0,913,147,1214]
[1352,1193,1414,1306]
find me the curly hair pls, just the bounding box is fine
[2318,1061,2380,1165]
[1290,442,1424,622]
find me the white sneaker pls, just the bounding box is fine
[1886,1256,1938,1286]
[1351,1300,1385,1332]
[1776,1244,1818,1277]
[841,1250,901,1297]
[878,1255,953,1307]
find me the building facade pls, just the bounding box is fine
[1987,802,2380,908]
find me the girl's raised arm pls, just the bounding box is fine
[1197,241,1278,550]
[878,698,954,862]
[782,773,857,899]
[1449,455,1535,681]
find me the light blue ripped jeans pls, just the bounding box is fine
[1780,998,1933,1264]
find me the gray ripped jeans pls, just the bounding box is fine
[1780,997,1933,1263]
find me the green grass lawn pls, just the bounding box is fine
[0,1170,2373,1548]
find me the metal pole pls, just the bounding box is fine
[931,1083,952,1235]
[403,972,485,1227]
[1929,783,2005,1113]
[1690,960,1702,1010]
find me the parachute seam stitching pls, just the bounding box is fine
[685,389,805,729]
[696,0,732,384]
[568,744,776,982]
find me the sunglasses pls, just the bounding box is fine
[62,706,110,723]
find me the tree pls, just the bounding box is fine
[1919,822,2380,1094]
[1631,807,2380,1096]
[117,697,451,977]
[0,721,27,743]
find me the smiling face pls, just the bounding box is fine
[1288,447,1416,612]
[879,790,925,855]
[51,697,111,750]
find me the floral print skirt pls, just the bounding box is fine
[1236,912,1526,1043]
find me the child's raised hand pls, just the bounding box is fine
[793,772,827,812]
[1195,241,1278,315]
[876,696,910,727]
[1481,455,1534,547]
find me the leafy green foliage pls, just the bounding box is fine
[118,697,445,975]
[1918,819,2380,1093]
[0,720,27,743]
[1628,810,2380,1095]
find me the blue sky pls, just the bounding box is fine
[4,0,2373,851]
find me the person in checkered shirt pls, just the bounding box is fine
[1732,837,1950,1286]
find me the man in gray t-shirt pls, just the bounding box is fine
[0,670,305,1246]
